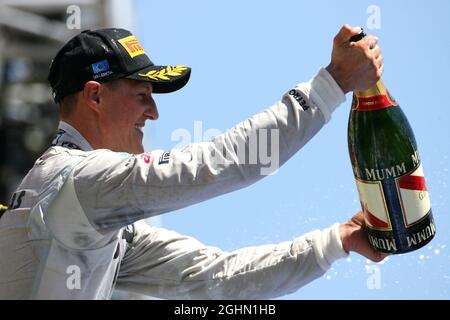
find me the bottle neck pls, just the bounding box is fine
[355,80,387,98]
[352,80,398,111]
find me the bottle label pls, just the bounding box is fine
[356,163,431,230]
[396,164,431,227]
[352,93,398,111]
[356,179,392,231]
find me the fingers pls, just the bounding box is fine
[357,35,383,80]
[377,60,385,78]
[375,54,384,71]
[368,35,379,50]
[359,35,379,55]
[355,233,388,263]
[345,211,388,263]
[361,230,388,263]
[371,44,384,79]
[334,24,364,44]
[371,46,383,68]
[370,45,381,59]
[367,243,389,263]
[376,52,383,64]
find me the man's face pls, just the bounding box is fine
[98,79,158,154]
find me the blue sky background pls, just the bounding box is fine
[133,0,449,299]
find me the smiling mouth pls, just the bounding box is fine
[135,124,144,134]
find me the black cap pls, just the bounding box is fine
[48,28,191,103]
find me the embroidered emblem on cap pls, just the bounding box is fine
[118,35,145,58]
[91,59,113,79]
[138,66,187,81]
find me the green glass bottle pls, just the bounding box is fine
[348,35,435,254]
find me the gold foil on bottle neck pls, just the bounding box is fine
[355,81,387,98]
[351,80,397,111]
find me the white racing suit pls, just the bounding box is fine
[0,68,348,299]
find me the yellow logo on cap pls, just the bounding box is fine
[138,66,187,81]
[118,35,145,58]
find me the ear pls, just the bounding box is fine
[83,81,102,112]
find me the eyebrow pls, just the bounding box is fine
[136,83,153,93]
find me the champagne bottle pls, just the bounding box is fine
[347,31,436,254]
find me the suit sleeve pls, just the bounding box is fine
[115,220,348,299]
[71,68,345,232]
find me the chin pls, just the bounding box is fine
[133,144,145,154]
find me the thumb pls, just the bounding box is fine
[334,24,363,43]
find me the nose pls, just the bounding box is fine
[144,96,159,120]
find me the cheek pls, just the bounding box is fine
[100,95,142,130]
[105,102,134,126]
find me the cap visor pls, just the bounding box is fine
[126,65,191,93]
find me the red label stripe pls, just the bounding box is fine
[398,175,427,191]
[362,202,388,229]
[356,95,396,111]
[125,40,143,53]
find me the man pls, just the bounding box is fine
[0,25,384,299]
